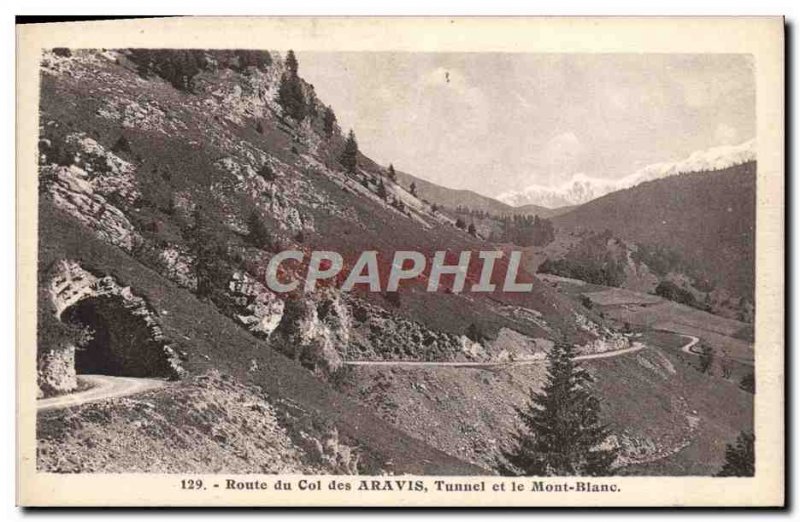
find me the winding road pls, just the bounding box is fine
[342,342,647,368]
[37,337,699,412]
[679,335,701,355]
[37,375,168,412]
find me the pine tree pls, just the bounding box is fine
[377,178,388,200]
[501,341,618,476]
[277,50,306,121]
[188,205,228,300]
[716,432,755,477]
[340,129,359,174]
[322,106,337,137]
[698,344,714,374]
[468,223,477,237]
[285,50,299,76]
[278,72,307,121]
[388,164,397,182]
[410,181,417,196]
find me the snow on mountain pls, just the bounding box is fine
[497,139,756,209]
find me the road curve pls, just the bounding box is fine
[343,342,646,368]
[680,335,701,355]
[37,375,168,412]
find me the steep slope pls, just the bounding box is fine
[552,162,756,310]
[35,49,615,473]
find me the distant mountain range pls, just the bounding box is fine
[394,169,572,218]
[496,140,756,209]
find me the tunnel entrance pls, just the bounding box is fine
[61,294,174,378]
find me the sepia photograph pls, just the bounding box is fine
[15,16,785,507]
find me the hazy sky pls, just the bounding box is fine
[297,52,755,198]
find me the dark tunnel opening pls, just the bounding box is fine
[61,295,174,378]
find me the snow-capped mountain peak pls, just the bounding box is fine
[496,139,756,209]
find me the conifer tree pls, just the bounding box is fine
[377,178,388,200]
[410,181,417,196]
[285,50,299,76]
[247,210,273,251]
[501,341,618,476]
[388,164,397,182]
[322,106,337,137]
[716,432,755,477]
[340,129,359,174]
[277,50,306,121]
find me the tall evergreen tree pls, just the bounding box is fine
[377,178,388,200]
[388,163,397,182]
[277,50,306,121]
[501,341,618,476]
[285,50,299,76]
[188,205,229,300]
[698,344,714,374]
[322,106,337,137]
[340,129,359,174]
[716,432,755,477]
[409,181,417,196]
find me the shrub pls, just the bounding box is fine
[247,210,274,251]
[697,344,713,374]
[739,372,755,393]
[466,323,486,343]
[258,163,275,182]
[111,135,132,155]
[654,280,698,307]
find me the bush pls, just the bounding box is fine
[466,323,486,343]
[111,135,132,155]
[258,163,275,182]
[654,280,698,307]
[247,211,274,251]
[739,372,755,393]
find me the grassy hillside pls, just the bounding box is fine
[552,163,756,315]
[35,49,611,473]
[37,204,483,474]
